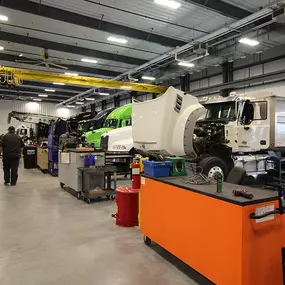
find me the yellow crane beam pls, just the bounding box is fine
[1,67,167,94]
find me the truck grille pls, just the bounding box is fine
[100,135,109,151]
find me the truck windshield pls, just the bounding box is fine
[78,122,90,132]
[203,102,236,121]
[103,119,118,128]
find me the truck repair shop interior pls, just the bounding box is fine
[1,1,285,285]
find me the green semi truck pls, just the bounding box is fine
[83,104,132,147]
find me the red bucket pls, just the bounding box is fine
[113,186,139,227]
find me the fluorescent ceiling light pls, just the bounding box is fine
[228,59,234,62]
[178,61,195,67]
[67,105,75,108]
[53,82,65,85]
[65,72,79,76]
[19,53,23,57]
[98,92,110,96]
[33,98,42,102]
[76,102,84,105]
[45,89,55,92]
[85,98,95,101]
[154,0,181,9]
[0,46,4,51]
[81,58,98,64]
[0,15,8,22]
[239,37,259,47]
[38,94,48,98]
[142,76,156,81]
[241,55,247,59]
[107,36,128,44]
[256,50,263,54]
[120,86,132,90]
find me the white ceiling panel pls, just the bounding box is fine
[0,7,171,59]
[29,0,232,42]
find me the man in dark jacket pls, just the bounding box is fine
[0,126,24,186]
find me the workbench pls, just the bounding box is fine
[140,175,285,285]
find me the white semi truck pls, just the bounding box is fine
[132,86,285,179]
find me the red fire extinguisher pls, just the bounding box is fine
[132,157,141,190]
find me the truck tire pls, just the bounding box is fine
[197,156,230,180]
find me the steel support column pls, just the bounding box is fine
[221,62,233,97]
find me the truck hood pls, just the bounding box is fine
[84,127,113,145]
[102,126,132,137]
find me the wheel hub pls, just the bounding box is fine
[208,166,224,180]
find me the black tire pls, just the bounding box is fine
[143,236,151,246]
[111,195,116,200]
[197,156,230,180]
[77,192,81,200]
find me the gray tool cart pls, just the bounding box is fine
[77,165,117,203]
[59,149,116,202]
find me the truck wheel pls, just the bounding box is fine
[197,157,229,180]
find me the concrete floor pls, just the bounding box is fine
[0,162,210,285]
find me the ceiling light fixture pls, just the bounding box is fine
[67,105,75,108]
[75,102,84,105]
[81,58,98,64]
[241,55,247,59]
[239,37,259,47]
[142,76,156,81]
[107,36,128,44]
[65,72,79,76]
[256,50,263,54]
[98,92,110,96]
[154,0,181,9]
[19,53,23,57]
[33,98,42,102]
[53,82,65,85]
[85,98,95,101]
[178,62,195,67]
[0,46,4,51]
[0,15,8,22]
[45,89,55,92]
[120,86,132,90]
[38,94,48,98]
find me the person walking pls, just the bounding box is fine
[0,126,24,186]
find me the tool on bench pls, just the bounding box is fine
[233,189,254,200]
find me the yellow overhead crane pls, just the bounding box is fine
[0,66,167,94]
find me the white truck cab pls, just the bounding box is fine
[133,87,285,180]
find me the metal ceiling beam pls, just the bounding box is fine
[191,69,285,96]
[0,91,63,102]
[3,67,168,93]
[0,31,146,66]
[0,86,72,98]
[21,81,90,92]
[0,53,120,77]
[183,0,252,20]
[1,0,187,47]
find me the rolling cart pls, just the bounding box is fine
[77,165,117,203]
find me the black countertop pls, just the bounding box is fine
[142,175,279,206]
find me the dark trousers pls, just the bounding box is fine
[3,156,20,185]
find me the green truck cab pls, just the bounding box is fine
[83,104,132,147]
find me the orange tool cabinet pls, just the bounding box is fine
[140,175,285,285]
